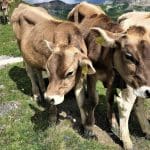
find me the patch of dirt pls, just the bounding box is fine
[0,101,20,116]
[93,125,121,149]
[0,55,23,69]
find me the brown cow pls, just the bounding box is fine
[68,2,150,150]
[68,1,105,24]
[11,4,96,136]
[0,0,13,24]
[117,10,150,140]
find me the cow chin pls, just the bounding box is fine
[134,86,150,98]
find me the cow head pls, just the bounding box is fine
[44,40,95,105]
[91,26,150,98]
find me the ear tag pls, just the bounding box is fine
[82,65,88,78]
[96,37,105,45]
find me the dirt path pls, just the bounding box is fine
[0,55,23,69]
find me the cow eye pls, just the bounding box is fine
[124,52,139,65]
[65,71,74,78]
[125,52,132,59]
[125,52,134,62]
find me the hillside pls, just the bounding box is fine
[34,0,75,19]
[33,0,150,20]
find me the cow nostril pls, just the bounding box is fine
[44,97,55,105]
[50,98,55,105]
[145,90,150,98]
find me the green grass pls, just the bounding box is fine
[0,63,116,150]
[0,25,20,56]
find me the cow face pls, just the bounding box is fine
[91,26,150,98]
[44,41,95,105]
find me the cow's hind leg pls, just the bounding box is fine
[116,86,136,150]
[133,98,150,139]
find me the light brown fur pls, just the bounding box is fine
[68,1,105,24]
[69,3,150,149]
[11,4,96,135]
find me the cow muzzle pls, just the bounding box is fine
[134,86,150,98]
[44,93,64,105]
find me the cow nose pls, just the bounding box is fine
[145,90,150,98]
[49,98,55,105]
[45,97,55,105]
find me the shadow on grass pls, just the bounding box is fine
[8,66,149,145]
[29,90,81,132]
[9,66,32,96]
[29,104,56,131]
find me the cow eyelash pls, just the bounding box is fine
[124,52,139,65]
[65,71,74,78]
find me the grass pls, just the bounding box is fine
[0,63,115,150]
[0,25,20,57]
[0,23,150,150]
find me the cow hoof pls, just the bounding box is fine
[123,142,133,150]
[84,129,98,140]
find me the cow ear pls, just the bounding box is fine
[44,40,54,52]
[80,57,96,75]
[90,27,121,47]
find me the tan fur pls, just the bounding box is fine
[69,3,150,149]
[68,1,105,24]
[118,12,150,30]
[11,4,96,135]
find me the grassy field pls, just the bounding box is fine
[0,25,20,56]
[0,63,117,150]
[0,24,116,149]
[0,23,150,150]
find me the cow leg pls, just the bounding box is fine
[25,62,41,101]
[86,75,99,137]
[35,69,46,95]
[116,86,136,150]
[106,88,119,133]
[133,98,150,139]
[74,75,98,138]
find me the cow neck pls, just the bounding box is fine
[111,48,126,89]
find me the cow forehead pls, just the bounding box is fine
[119,26,150,51]
[47,47,79,72]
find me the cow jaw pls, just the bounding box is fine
[134,86,150,98]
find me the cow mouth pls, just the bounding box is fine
[44,93,64,105]
[134,86,150,98]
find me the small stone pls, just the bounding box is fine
[0,101,20,117]
[0,85,5,89]
[59,111,67,118]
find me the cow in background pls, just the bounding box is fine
[0,0,13,24]
[68,2,150,149]
[68,1,105,24]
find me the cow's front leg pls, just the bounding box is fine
[106,88,119,134]
[25,62,42,101]
[116,86,136,150]
[74,75,98,139]
[133,98,150,139]
[85,75,99,138]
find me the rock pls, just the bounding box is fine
[0,85,5,89]
[93,125,121,149]
[0,101,20,116]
